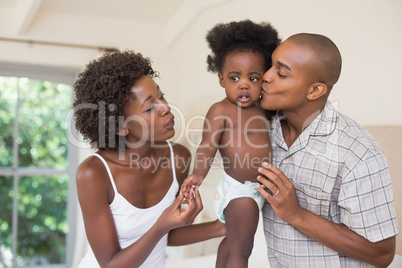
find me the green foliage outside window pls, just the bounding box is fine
[0,76,72,266]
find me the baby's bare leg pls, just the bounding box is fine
[216,237,229,268]
[224,197,259,268]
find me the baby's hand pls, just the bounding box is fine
[181,174,204,198]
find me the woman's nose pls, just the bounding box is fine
[159,103,171,116]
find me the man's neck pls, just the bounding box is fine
[280,105,324,148]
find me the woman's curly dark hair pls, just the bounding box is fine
[73,50,158,151]
[206,19,281,73]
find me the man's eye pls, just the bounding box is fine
[159,93,165,99]
[277,72,287,78]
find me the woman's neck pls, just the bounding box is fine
[102,141,167,167]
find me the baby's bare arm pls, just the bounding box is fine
[181,102,227,194]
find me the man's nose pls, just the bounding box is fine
[263,67,273,83]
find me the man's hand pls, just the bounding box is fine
[257,162,304,225]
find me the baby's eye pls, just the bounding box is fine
[250,77,258,82]
[230,76,239,82]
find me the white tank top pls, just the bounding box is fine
[77,141,179,268]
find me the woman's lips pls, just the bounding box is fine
[165,117,175,129]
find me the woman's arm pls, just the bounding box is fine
[170,150,227,246]
[167,186,226,246]
[77,157,202,268]
[168,219,226,246]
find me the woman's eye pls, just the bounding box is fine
[145,105,154,112]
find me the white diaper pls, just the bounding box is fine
[213,171,264,223]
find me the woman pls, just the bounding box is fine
[73,50,225,267]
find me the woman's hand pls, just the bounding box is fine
[159,187,203,232]
[180,174,204,199]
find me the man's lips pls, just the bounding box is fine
[261,84,268,95]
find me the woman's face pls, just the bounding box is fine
[120,75,175,146]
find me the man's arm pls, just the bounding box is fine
[257,162,396,268]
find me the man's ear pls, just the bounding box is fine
[218,73,225,88]
[307,83,327,101]
[116,125,128,136]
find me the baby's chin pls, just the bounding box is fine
[234,99,259,108]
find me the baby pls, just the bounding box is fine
[181,20,280,267]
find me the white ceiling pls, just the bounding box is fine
[0,0,229,50]
[0,0,207,53]
[0,0,186,24]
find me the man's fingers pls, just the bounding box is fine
[258,184,273,201]
[261,162,292,186]
[258,163,286,189]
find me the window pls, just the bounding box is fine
[0,65,78,268]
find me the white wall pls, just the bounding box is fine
[1,0,401,127]
[165,0,402,129]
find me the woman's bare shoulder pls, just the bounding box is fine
[76,154,109,187]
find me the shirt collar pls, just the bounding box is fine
[271,101,338,152]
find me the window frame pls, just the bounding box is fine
[0,63,80,268]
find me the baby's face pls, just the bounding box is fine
[218,51,265,108]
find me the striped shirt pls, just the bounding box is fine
[263,101,398,268]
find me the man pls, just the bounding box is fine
[257,33,398,267]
